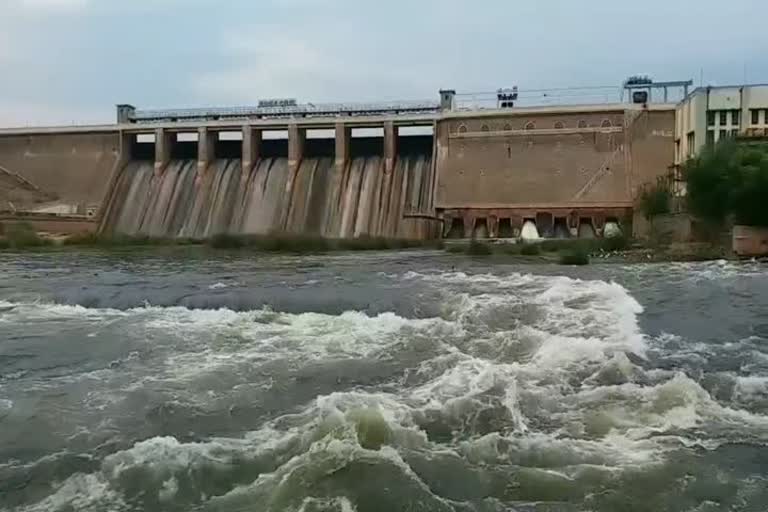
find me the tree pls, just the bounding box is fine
[639,178,671,220]
[683,140,768,226]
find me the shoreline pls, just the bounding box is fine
[0,233,741,265]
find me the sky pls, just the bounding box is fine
[1,0,767,127]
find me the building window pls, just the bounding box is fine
[601,119,612,128]
[719,111,727,126]
[687,132,695,156]
[752,109,760,125]
[765,110,768,124]
[707,111,716,126]
[524,121,535,130]
[719,129,728,140]
[706,131,715,146]
[554,121,565,129]
[481,124,490,132]
[577,120,587,128]
[458,124,467,134]
[731,129,740,137]
[732,110,740,126]
[503,123,512,131]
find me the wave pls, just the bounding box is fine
[7,270,768,510]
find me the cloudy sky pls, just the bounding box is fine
[1,0,767,126]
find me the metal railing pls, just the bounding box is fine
[132,100,441,123]
[453,86,625,110]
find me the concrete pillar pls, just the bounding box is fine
[154,128,172,175]
[197,127,215,179]
[288,124,305,164]
[335,122,350,174]
[282,124,306,229]
[384,121,398,173]
[241,125,261,177]
[487,215,499,239]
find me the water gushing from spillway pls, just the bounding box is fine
[105,153,436,239]
[520,220,540,240]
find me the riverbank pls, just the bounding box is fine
[0,223,736,264]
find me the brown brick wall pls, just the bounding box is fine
[435,108,674,210]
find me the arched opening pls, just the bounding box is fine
[473,218,489,239]
[601,119,612,128]
[578,120,588,129]
[553,217,570,238]
[503,123,512,131]
[497,218,514,238]
[446,217,464,239]
[578,218,596,239]
[458,124,468,134]
[554,121,565,129]
[481,124,490,132]
[535,212,554,238]
[524,121,535,130]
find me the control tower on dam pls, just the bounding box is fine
[0,83,682,240]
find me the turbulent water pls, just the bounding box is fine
[1,252,767,511]
[105,154,436,240]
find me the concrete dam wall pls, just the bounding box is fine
[102,134,438,240]
[0,130,119,213]
[0,100,676,240]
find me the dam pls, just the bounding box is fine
[0,88,677,240]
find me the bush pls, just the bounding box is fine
[3,223,51,249]
[559,247,590,265]
[600,234,629,252]
[520,243,542,256]
[64,233,170,247]
[466,239,492,256]
[208,233,247,249]
[639,180,671,220]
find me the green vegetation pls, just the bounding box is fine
[0,229,444,254]
[600,233,629,252]
[444,236,630,262]
[62,232,442,253]
[519,243,542,256]
[685,140,768,226]
[639,179,672,220]
[0,222,52,249]
[465,239,493,256]
[558,246,590,265]
[207,233,442,253]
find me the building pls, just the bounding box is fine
[675,84,768,165]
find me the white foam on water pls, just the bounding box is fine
[298,496,358,512]
[0,299,129,322]
[734,375,768,400]
[20,473,126,512]
[158,308,458,380]
[13,268,768,511]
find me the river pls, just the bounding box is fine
[1,251,767,511]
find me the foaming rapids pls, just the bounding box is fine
[103,152,438,240]
[5,270,768,511]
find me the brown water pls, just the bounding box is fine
[105,154,436,239]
